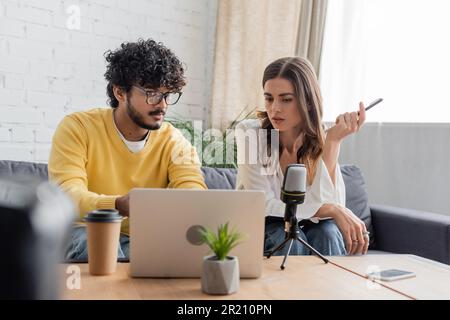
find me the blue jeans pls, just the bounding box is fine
[65,226,130,262]
[264,217,346,256]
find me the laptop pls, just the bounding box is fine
[129,189,265,278]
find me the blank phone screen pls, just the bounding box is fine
[379,269,413,277]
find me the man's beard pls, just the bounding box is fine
[126,96,164,131]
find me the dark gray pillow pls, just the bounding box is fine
[0,160,48,180]
[340,164,374,247]
[201,167,237,190]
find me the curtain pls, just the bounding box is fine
[209,0,302,131]
[296,0,328,76]
[319,0,368,122]
[210,0,330,130]
[319,0,450,123]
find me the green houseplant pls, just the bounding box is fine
[166,108,256,168]
[199,223,245,295]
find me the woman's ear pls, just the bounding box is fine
[113,85,127,104]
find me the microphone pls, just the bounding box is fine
[281,164,306,222]
[266,164,329,269]
[281,164,306,230]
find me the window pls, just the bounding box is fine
[320,0,450,123]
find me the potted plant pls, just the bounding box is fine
[199,222,245,295]
[166,107,256,169]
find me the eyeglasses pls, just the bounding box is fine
[132,85,182,106]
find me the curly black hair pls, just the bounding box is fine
[104,38,186,108]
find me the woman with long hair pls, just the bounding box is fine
[236,57,369,256]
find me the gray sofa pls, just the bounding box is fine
[2,160,450,264]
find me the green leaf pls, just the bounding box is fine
[199,222,246,261]
[165,109,256,168]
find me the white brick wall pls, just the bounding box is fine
[0,0,218,163]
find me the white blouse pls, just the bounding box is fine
[235,119,346,223]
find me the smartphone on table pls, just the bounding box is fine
[367,269,416,282]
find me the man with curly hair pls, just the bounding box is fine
[48,39,207,262]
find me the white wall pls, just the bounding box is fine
[0,0,218,162]
[339,123,450,216]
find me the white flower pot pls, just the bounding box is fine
[201,255,239,295]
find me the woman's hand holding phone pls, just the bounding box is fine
[325,98,383,142]
[326,102,366,142]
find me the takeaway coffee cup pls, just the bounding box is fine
[83,209,123,275]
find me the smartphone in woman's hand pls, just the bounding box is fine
[365,98,383,112]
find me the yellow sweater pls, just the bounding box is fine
[48,108,207,233]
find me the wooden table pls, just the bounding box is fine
[331,254,450,300]
[60,254,450,300]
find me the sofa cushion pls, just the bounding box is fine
[340,164,375,247]
[201,167,237,189]
[0,161,239,189]
[0,160,48,180]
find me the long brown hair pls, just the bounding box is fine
[257,57,325,185]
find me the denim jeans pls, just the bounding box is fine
[64,225,130,262]
[264,217,347,256]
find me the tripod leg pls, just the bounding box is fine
[266,236,291,259]
[295,236,329,264]
[280,239,294,270]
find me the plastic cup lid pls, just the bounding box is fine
[83,209,123,223]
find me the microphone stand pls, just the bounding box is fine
[266,203,329,270]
